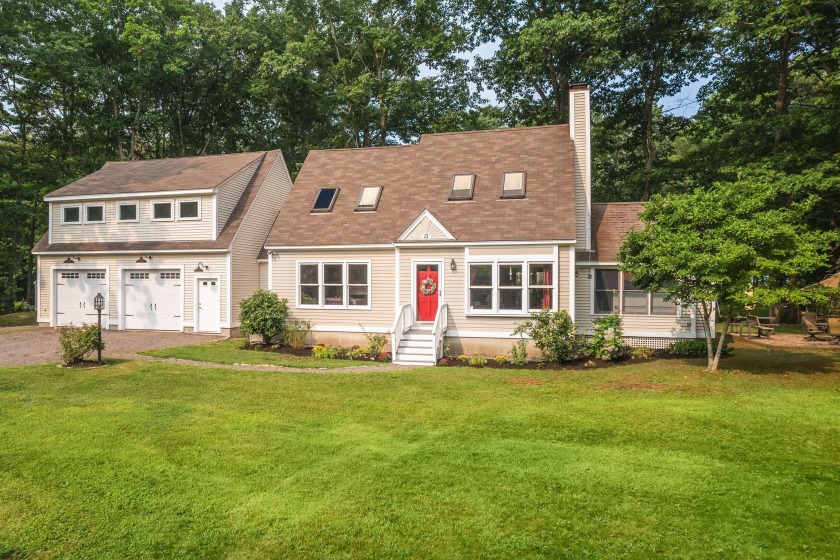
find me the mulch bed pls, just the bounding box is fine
[438,351,678,370]
[241,343,392,362]
[58,360,108,369]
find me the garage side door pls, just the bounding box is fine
[124,270,181,331]
[56,270,107,326]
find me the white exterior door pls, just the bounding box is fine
[56,270,107,326]
[196,277,221,333]
[124,270,181,330]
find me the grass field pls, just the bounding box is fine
[141,338,385,369]
[1,346,839,559]
[0,311,36,328]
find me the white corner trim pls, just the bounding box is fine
[226,252,233,327]
[584,90,592,251]
[568,247,575,321]
[212,194,218,240]
[267,250,273,291]
[398,209,455,241]
[394,247,401,312]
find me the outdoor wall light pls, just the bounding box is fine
[135,254,153,263]
[194,262,209,273]
[62,255,80,264]
[450,258,457,272]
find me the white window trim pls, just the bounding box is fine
[151,199,175,222]
[61,204,82,225]
[83,203,105,224]
[295,260,372,310]
[464,257,557,317]
[590,267,680,317]
[177,198,202,221]
[116,201,140,223]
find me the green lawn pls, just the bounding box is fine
[1,347,839,559]
[0,311,36,328]
[141,338,385,369]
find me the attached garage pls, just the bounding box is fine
[55,269,108,326]
[123,269,182,331]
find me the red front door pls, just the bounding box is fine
[416,264,439,322]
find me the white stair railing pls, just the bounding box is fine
[391,303,412,362]
[432,303,449,361]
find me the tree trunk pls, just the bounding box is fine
[641,89,656,201]
[699,301,714,364]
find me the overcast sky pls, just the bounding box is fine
[206,0,703,117]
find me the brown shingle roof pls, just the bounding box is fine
[45,152,265,198]
[33,151,283,255]
[590,202,646,261]
[264,125,576,246]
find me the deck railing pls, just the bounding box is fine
[391,303,412,361]
[432,303,449,361]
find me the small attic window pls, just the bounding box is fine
[501,172,526,198]
[312,188,339,212]
[449,174,475,201]
[356,186,382,211]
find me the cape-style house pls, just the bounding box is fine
[34,86,708,363]
[33,150,292,336]
[263,86,707,364]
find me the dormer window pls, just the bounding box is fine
[62,205,81,224]
[178,199,200,220]
[312,188,339,212]
[152,201,174,221]
[117,202,138,222]
[501,172,526,198]
[85,204,105,223]
[449,174,475,201]
[356,186,382,211]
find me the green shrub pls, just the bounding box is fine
[311,344,337,359]
[58,324,103,365]
[631,346,655,360]
[239,290,289,344]
[667,339,730,358]
[469,355,488,366]
[347,346,371,360]
[509,337,528,365]
[360,325,388,357]
[513,309,585,363]
[12,301,29,312]
[494,355,509,364]
[590,314,624,361]
[283,318,312,350]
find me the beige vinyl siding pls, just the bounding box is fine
[38,252,229,328]
[571,90,588,247]
[217,157,262,236]
[258,262,268,290]
[50,196,214,243]
[574,265,695,336]
[230,153,293,325]
[270,249,395,329]
[399,245,571,337]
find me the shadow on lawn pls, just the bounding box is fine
[722,346,840,376]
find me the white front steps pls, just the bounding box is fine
[394,325,437,365]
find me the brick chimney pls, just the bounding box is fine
[569,85,592,251]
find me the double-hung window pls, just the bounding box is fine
[298,262,370,309]
[593,268,677,316]
[468,261,555,314]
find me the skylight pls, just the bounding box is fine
[501,172,526,198]
[449,174,475,201]
[312,188,339,212]
[356,186,383,211]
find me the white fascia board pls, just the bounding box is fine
[45,188,214,202]
[264,240,578,251]
[264,243,394,251]
[33,248,229,255]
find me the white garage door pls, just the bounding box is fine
[124,270,181,331]
[56,270,107,326]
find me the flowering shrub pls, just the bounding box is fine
[377,351,392,361]
[312,344,337,359]
[590,314,624,361]
[583,359,597,369]
[346,346,371,360]
[494,355,509,364]
[438,357,452,366]
[457,354,470,362]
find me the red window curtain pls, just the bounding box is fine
[542,265,552,309]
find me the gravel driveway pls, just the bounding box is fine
[0,327,224,366]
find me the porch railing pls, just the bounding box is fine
[432,303,449,361]
[391,303,412,361]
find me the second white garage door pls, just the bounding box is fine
[124,270,181,331]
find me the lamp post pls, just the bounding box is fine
[93,292,104,364]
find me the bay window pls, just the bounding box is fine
[298,262,370,309]
[593,268,677,316]
[468,261,555,314]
